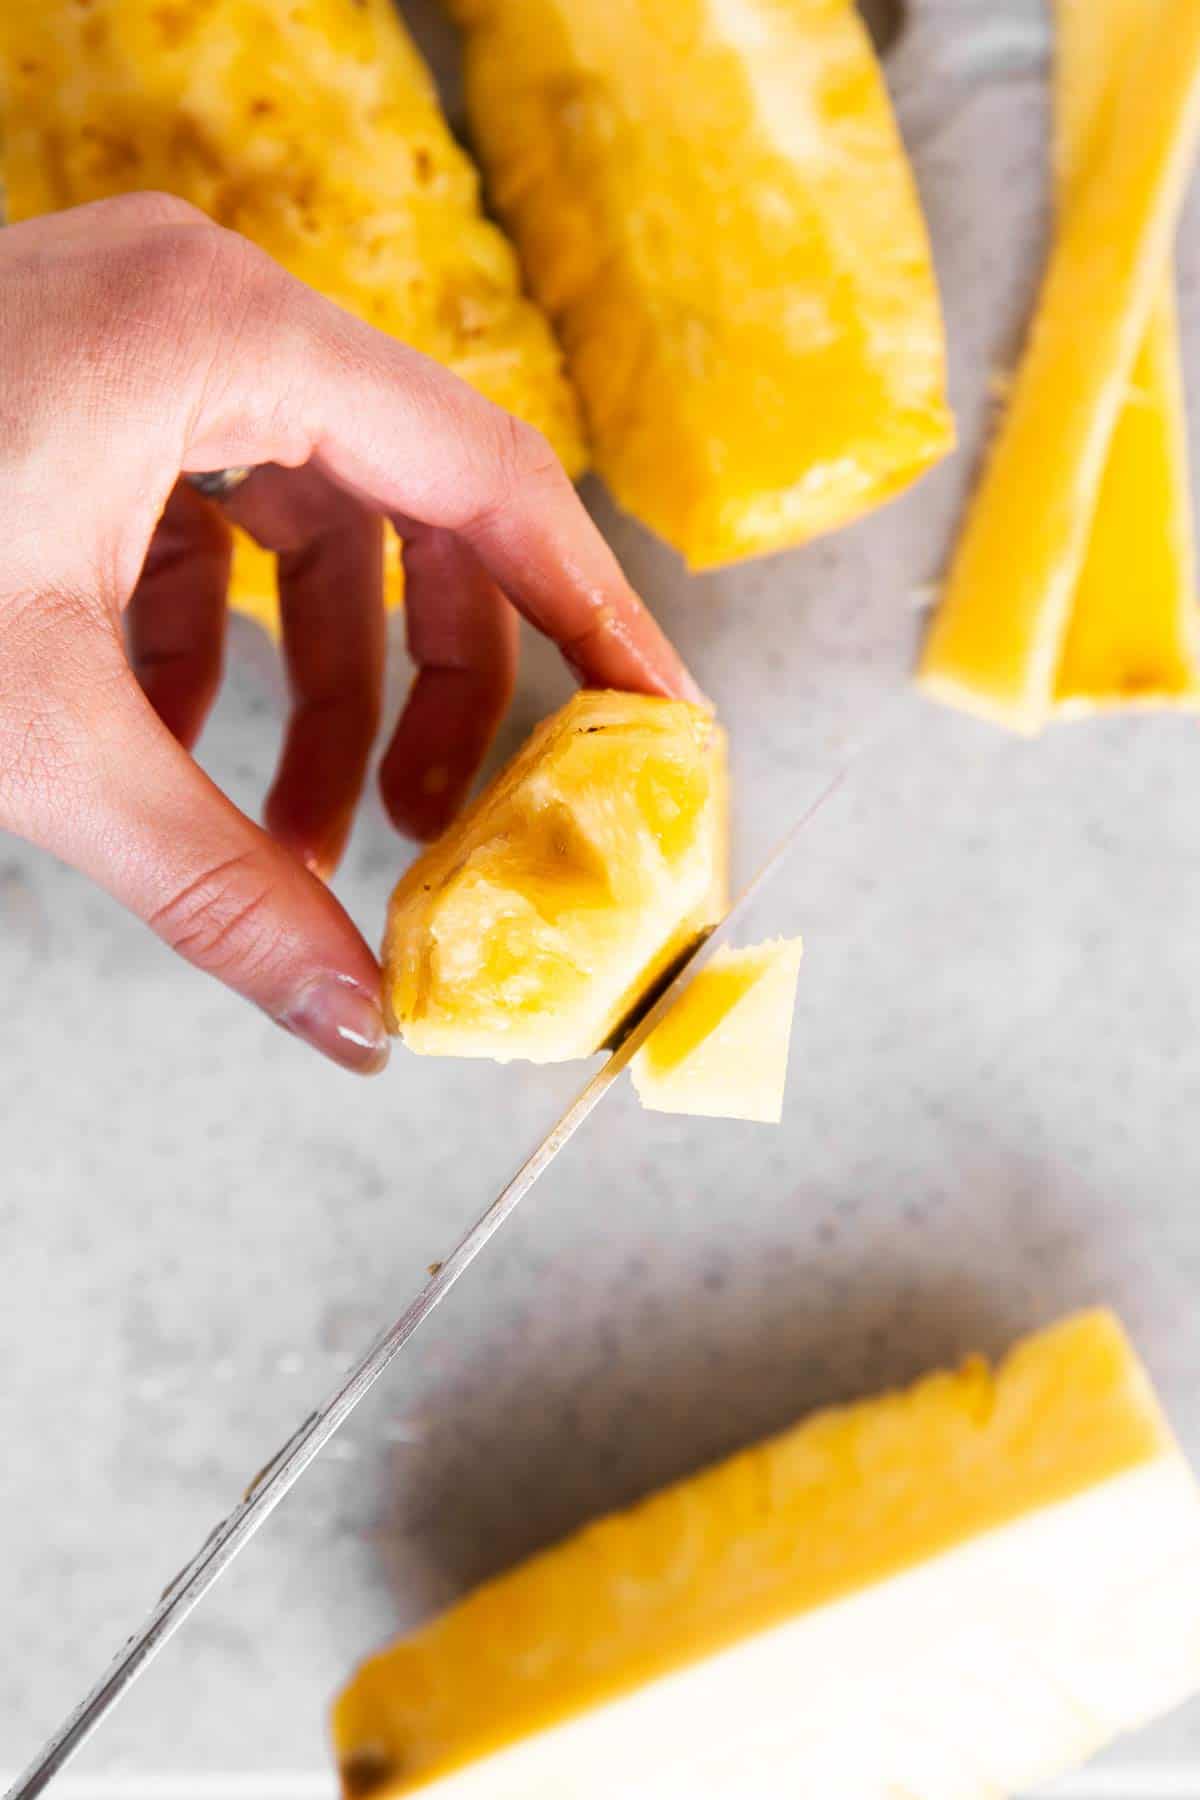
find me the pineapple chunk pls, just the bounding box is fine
[630,937,803,1123]
[333,1311,1200,1799]
[445,0,953,569]
[0,0,584,626]
[383,692,727,1063]
[1052,0,1200,713]
[918,0,1200,732]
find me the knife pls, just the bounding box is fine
[5,763,846,1800]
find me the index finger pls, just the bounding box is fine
[170,227,705,703]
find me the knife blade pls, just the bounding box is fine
[5,762,846,1800]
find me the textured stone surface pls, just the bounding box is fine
[4,1,1200,1792]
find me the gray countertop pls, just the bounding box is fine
[4,2,1200,1793]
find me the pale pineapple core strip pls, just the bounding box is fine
[918,0,1200,732]
[1053,0,1200,711]
[0,0,584,628]
[630,936,803,1122]
[446,0,953,569]
[333,1311,1200,1798]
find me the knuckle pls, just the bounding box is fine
[96,189,210,231]
[463,412,566,534]
[120,217,228,305]
[494,412,561,488]
[149,851,284,978]
[105,217,275,341]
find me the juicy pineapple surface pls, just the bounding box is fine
[446,0,953,568]
[0,0,584,625]
[630,936,803,1122]
[333,1311,1200,1798]
[383,692,727,1064]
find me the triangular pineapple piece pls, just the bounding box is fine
[384,692,727,1064]
[1051,0,1200,713]
[630,938,803,1123]
[333,1311,1200,1800]
[446,0,952,568]
[0,0,584,627]
[918,0,1200,731]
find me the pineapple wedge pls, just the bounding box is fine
[918,0,1200,732]
[383,692,727,1064]
[0,0,584,626]
[445,0,953,569]
[1052,0,1200,713]
[333,1311,1200,1799]
[631,937,803,1123]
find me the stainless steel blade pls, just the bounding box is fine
[5,764,845,1800]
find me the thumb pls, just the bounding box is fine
[9,647,389,1076]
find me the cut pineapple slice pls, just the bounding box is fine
[383,692,727,1063]
[446,0,953,569]
[0,0,583,626]
[918,0,1200,732]
[1052,0,1200,712]
[630,937,803,1123]
[333,1311,1200,1799]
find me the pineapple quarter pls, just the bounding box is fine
[383,692,727,1063]
[0,0,584,626]
[447,0,953,568]
[333,1310,1200,1799]
[631,937,803,1123]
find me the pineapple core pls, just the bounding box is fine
[631,938,803,1123]
[383,692,727,1063]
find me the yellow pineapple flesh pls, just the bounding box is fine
[0,0,585,626]
[631,937,803,1123]
[332,1311,1200,1798]
[383,692,727,1064]
[918,0,1200,731]
[1052,0,1200,713]
[445,0,953,569]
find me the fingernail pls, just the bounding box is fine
[278,975,391,1075]
[679,668,713,708]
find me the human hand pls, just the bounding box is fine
[0,194,701,1074]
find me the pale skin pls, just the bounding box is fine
[2,196,702,1075]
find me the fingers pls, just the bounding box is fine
[380,528,519,841]
[155,233,704,702]
[221,464,385,877]
[127,480,230,751]
[2,618,389,1076]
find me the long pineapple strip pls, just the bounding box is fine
[446,0,953,570]
[332,1312,1200,1799]
[1053,0,1200,711]
[0,0,584,629]
[919,0,1200,732]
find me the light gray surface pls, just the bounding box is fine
[4,1,1200,1792]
